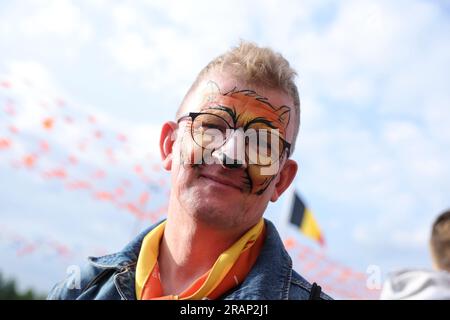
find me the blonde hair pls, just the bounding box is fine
[178,40,301,155]
[430,210,450,271]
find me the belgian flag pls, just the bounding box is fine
[289,191,325,247]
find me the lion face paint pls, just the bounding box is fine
[178,81,292,195]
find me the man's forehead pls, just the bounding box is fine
[181,78,295,140]
[203,92,277,115]
[189,77,288,106]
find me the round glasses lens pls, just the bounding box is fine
[246,129,283,166]
[191,113,229,150]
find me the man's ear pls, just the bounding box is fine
[160,121,178,171]
[270,159,298,202]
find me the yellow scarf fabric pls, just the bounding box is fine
[135,218,265,300]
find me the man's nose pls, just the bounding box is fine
[212,129,247,169]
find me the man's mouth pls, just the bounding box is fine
[199,173,244,192]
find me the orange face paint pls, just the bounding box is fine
[181,81,292,195]
[204,92,290,138]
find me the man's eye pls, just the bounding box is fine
[202,123,226,132]
[257,133,272,145]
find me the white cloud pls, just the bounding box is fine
[106,32,156,72]
[111,5,139,29]
[5,60,66,96]
[0,0,93,64]
[0,0,92,40]
[382,121,421,145]
[19,0,92,40]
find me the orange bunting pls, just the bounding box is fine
[44,168,67,179]
[39,140,50,153]
[352,272,367,281]
[105,148,114,157]
[94,191,115,202]
[115,187,125,198]
[54,244,70,257]
[16,244,37,257]
[121,179,131,187]
[0,80,11,88]
[335,268,354,283]
[126,203,144,220]
[94,130,102,139]
[0,138,11,150]
[313,266,336,279]
[139,191,150,207]
[42,118,54,130]
[77,141,87,152]
[283,237,296,250]
[23,154,37,168]
[134,164,143,175]
[4,101,15,116]
[68,155,78,165]
[88,115,97,124]
[117,133,128,142]
[303,260,319,272]
[105,148,116,163]
[9,125,19,134]
[65,180,91,190]
[92,169,106,179]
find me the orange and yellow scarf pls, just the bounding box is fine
[135,219,265,300]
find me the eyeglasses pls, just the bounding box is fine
[177,112,291,166]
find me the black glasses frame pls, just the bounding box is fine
[177,112,292,158]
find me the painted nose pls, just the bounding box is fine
[212,129,247,169]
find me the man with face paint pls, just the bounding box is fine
[48,41,331,300]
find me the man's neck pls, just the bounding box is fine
[157,205,246,296]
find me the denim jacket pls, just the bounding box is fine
[47,219,331,300]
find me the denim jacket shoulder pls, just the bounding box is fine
[47,219,332,300]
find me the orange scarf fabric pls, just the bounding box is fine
[136,219,266,300]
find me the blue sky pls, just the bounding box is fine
[1,0,450,297]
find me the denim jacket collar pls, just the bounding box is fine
[222,219,293,300]
[87,218,294,300]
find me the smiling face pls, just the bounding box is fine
[166,72,297,230]
[188,81,292,194]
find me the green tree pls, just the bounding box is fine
[0,272,46,300]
